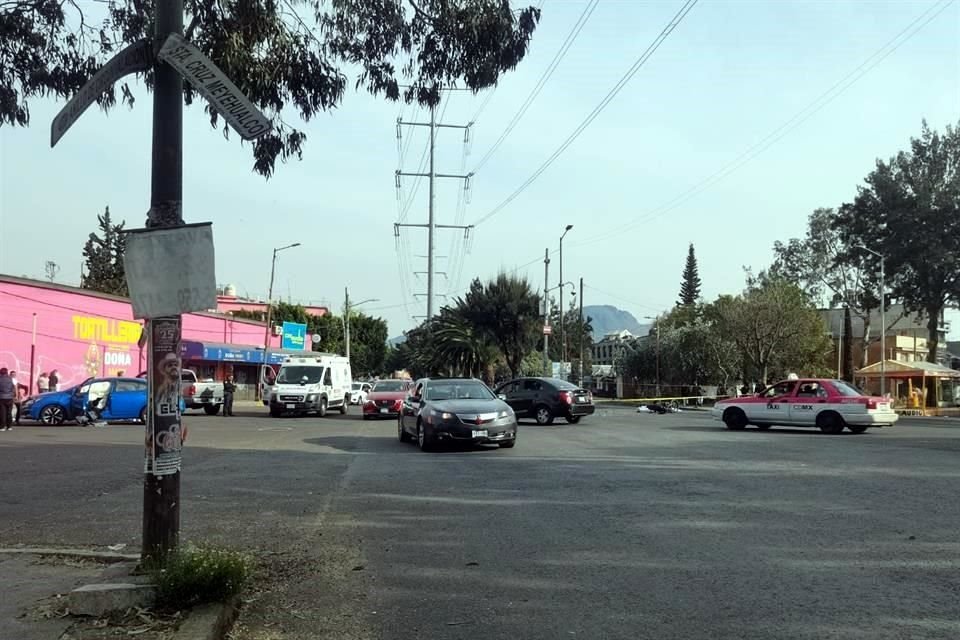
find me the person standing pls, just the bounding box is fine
[223,375,236,417]
[37,372,49,394]
[0,368,14,431]
[49,369,60,392]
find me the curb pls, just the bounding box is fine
[174,595,240,640]
[0,547,140,562]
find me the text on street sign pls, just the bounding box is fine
[50,39,153,148]
[158,34,271,141]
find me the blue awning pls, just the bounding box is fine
[181,341,306,365]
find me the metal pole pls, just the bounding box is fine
[543,248,550,376]
[578,277,584,385]
[260,248,277,399]
[143,0,183,563]
[344,287,351,360]
[655,319,661,398]
[29,313,37,393]
[880,256,886,397]
[559,237,564,379]
[427,105,436,321]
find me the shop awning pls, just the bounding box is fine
[181,341,308,365]
[855,359,960,379]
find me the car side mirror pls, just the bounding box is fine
[498,394,507,401]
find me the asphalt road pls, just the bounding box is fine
[1,405,959,639]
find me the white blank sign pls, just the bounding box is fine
[124,224,217,319]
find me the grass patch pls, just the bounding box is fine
[151,544,252,610]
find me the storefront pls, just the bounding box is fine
[0,275,281,393]
[855,359,960,416]
[181,341,307,399]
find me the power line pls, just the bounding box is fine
[472,0,699,227]
[573,0,956,248]
[471,0,599,173]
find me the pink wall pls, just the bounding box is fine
[0,278,280,391]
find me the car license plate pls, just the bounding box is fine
[576,396,586,402]
[380,408,388,414]
[286,403,296,409]
[472,429,488,438]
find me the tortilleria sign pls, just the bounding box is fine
[157,33,271,140]
[50,39,153,147]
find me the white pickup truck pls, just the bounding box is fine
[181,369,225,415]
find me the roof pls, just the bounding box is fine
[0,274,268,329]
[819,305,949,338]
[855,359,960,378]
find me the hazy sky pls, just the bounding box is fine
[1,0,958,339]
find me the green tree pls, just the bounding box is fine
[81,206,128,296]
[713,277,832,385]
[456,274,541,379]
[677,243,701,307]
[547,296,593,370]
[2,1,541,176]
[431,308,500,383]
[834,120,960,362]
[344,313,388,378]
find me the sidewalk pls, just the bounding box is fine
[0,551,134,640]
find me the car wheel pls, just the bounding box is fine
[756,424,771,431]
[847,424,868,434]
[499,439,516,448]
[204,405,220,416]
[417,422,433,452]
[340,396,349,415]
[723,408,748,431]
[398,419,411,443]
[565,415,581,424]
[318,398,328,417]
[817,412,845,434]
[534,405,554,425]
[40,404,66,425]
[269,407,281,418]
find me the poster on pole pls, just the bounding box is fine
[145,318,183,476]
[123,223,217,319]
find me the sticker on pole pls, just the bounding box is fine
[157,33,271,140]
[50,39,153,148]
[123,223,218,319]
[145,318,183,476]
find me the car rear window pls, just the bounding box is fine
[831,380,865,397]
[552,380,579,390]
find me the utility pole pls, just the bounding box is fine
[395,100,473,322]
[578,277,584,385]
[644,315,661,398]
[142,0,184,563]
[260,243,300,399]
[558,224,573,380]
[543,248,550,376]
[344,287,351,360]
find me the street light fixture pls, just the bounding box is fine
[559,224,573,379]
[344,289,379,361]
[854,244,886,397]
[260,242,302,398]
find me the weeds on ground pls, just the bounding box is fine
[151,544,252,610]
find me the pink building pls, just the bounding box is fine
[215,295,328,318]
[0,275,282,394]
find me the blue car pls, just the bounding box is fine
[20,377,181,425]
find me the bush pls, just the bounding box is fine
[152,545,252,609]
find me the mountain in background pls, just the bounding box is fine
[583,305,648,338]
[387,335,406,347]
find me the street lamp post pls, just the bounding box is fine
[856,244,886,397]
[644,315,661,398]
[344,287,379,362]
[559,224,573,379]
[546,280,575,378]
[260,242,301,397]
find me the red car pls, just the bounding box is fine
[362,379,412,420]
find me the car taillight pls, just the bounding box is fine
[560,391,573,405]
[185,384,196,397]
[865,398,878,410]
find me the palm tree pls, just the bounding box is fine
[432,308,500,382]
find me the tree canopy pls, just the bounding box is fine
[81,206,128,296]
[834,119,960,362]
[677,243,701,307]
[1,0,541,176]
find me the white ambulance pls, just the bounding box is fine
[266,353,352,417]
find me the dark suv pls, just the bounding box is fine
[495,377,595,425]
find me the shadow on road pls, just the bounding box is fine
[303,435,505,455]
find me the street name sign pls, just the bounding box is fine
[50,39,153,147]
[157,33,271,140]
